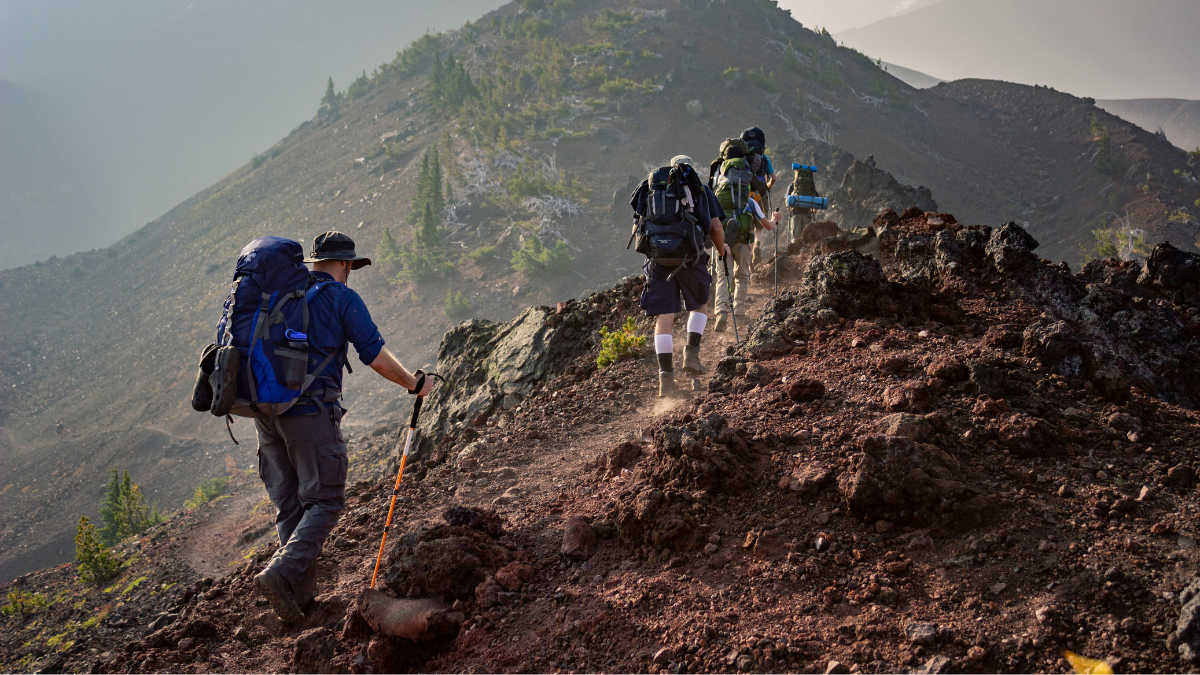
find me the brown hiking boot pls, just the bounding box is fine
[658,371,678,398]
[714,314,728,333]
[682,345,707,375]
[254,568,304,624]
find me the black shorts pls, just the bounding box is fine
[640,257,712,316]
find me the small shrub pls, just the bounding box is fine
[184,476,230,509]
[464,245,497,263]
[722,66,741,81]
[1,589,47,616]
[599,78,638,96]
[585,8,637,35]
[251,154,265,169]
[76,516,121,585]
[597,317,646,368]
[443,289,472,319]
[747,66,778,92]
[511,237,573,278]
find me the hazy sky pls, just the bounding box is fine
[0,0,505,269]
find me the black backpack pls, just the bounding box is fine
[629,164,705,269]
[745,140,766,178]
[741,126,766,148]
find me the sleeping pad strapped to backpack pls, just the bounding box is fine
[629,164,706,274]
[200,236,343,420]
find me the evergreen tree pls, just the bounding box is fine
[376,225,402,271]
[75,516,120,585]
[98,469,159,545]
[321,77,337,106]
[409,148,445,223]
[396,204,450,285]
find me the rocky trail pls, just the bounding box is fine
[6,215,1200,675]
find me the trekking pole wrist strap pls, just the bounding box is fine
[409,370,426,396]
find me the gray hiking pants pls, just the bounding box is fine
[255,410,347,590]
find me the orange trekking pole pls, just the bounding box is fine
[370,371,443,588]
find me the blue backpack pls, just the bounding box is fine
[211,237,342,419]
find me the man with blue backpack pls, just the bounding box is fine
[191,231,434,623]
[629,155,730,397]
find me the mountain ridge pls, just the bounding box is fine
[2,0,1198,583]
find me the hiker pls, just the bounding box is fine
[711,141,782,331]
[741,127,777,191]
[787,162,821,244]
[630,155,729,397]
[741,128,778,266]
[201,232,435,623]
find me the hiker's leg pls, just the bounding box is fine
[731,243,753,314]
[254,418,302,550]
[678,264,712,375]
[713,257,732,317]
[270,412,347,590]
[654,324,673,373]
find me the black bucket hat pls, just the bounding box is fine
[303,231,372,270]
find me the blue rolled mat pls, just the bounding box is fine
[786,194,828,209]
[791,163,819,172]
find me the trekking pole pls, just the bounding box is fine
[721,255,740,345]
[370,371,444,589]
[773,208,779,296]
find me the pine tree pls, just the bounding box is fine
[98,469,157,545]
[76,516,120,585]
[376,225,402,271]
[98,469,122,545]
[321,77,337,106]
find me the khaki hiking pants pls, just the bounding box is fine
[714,242,753,316]
[790,209,814,244]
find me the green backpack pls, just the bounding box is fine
[714,157,762,245]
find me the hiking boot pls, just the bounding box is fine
[209,345,240,417]
[190,344,219,412]
[294,561,319,612]
[714,314,728,333]
[682,345,708,375]
[658,371,678,398]
[254,567,304,624]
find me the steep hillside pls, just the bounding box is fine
[1097,99,1200,153]
[6,223,1200,675]
[2,0,1199,582]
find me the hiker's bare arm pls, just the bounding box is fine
[709,217,731,257]
[766,172,777,189]
[369,348,434,396]
[759,210,782,231]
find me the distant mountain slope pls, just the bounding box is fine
[1,0,1198,582]
[881,61,944,89]
[1097,98,1200,152]
[838,0,1200,100]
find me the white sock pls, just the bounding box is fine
[655,334,674,354]
[687,312,708,336]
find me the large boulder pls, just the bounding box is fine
[1138,241,1200,310]
[798,251,889,317]
[986,222,1039,272]
[838,435,989,528]
[415,278,642,458]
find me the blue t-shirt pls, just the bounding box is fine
[763,156,775,176]
[288,271,385,415]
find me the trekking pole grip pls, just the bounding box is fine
[409,398,423,429]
